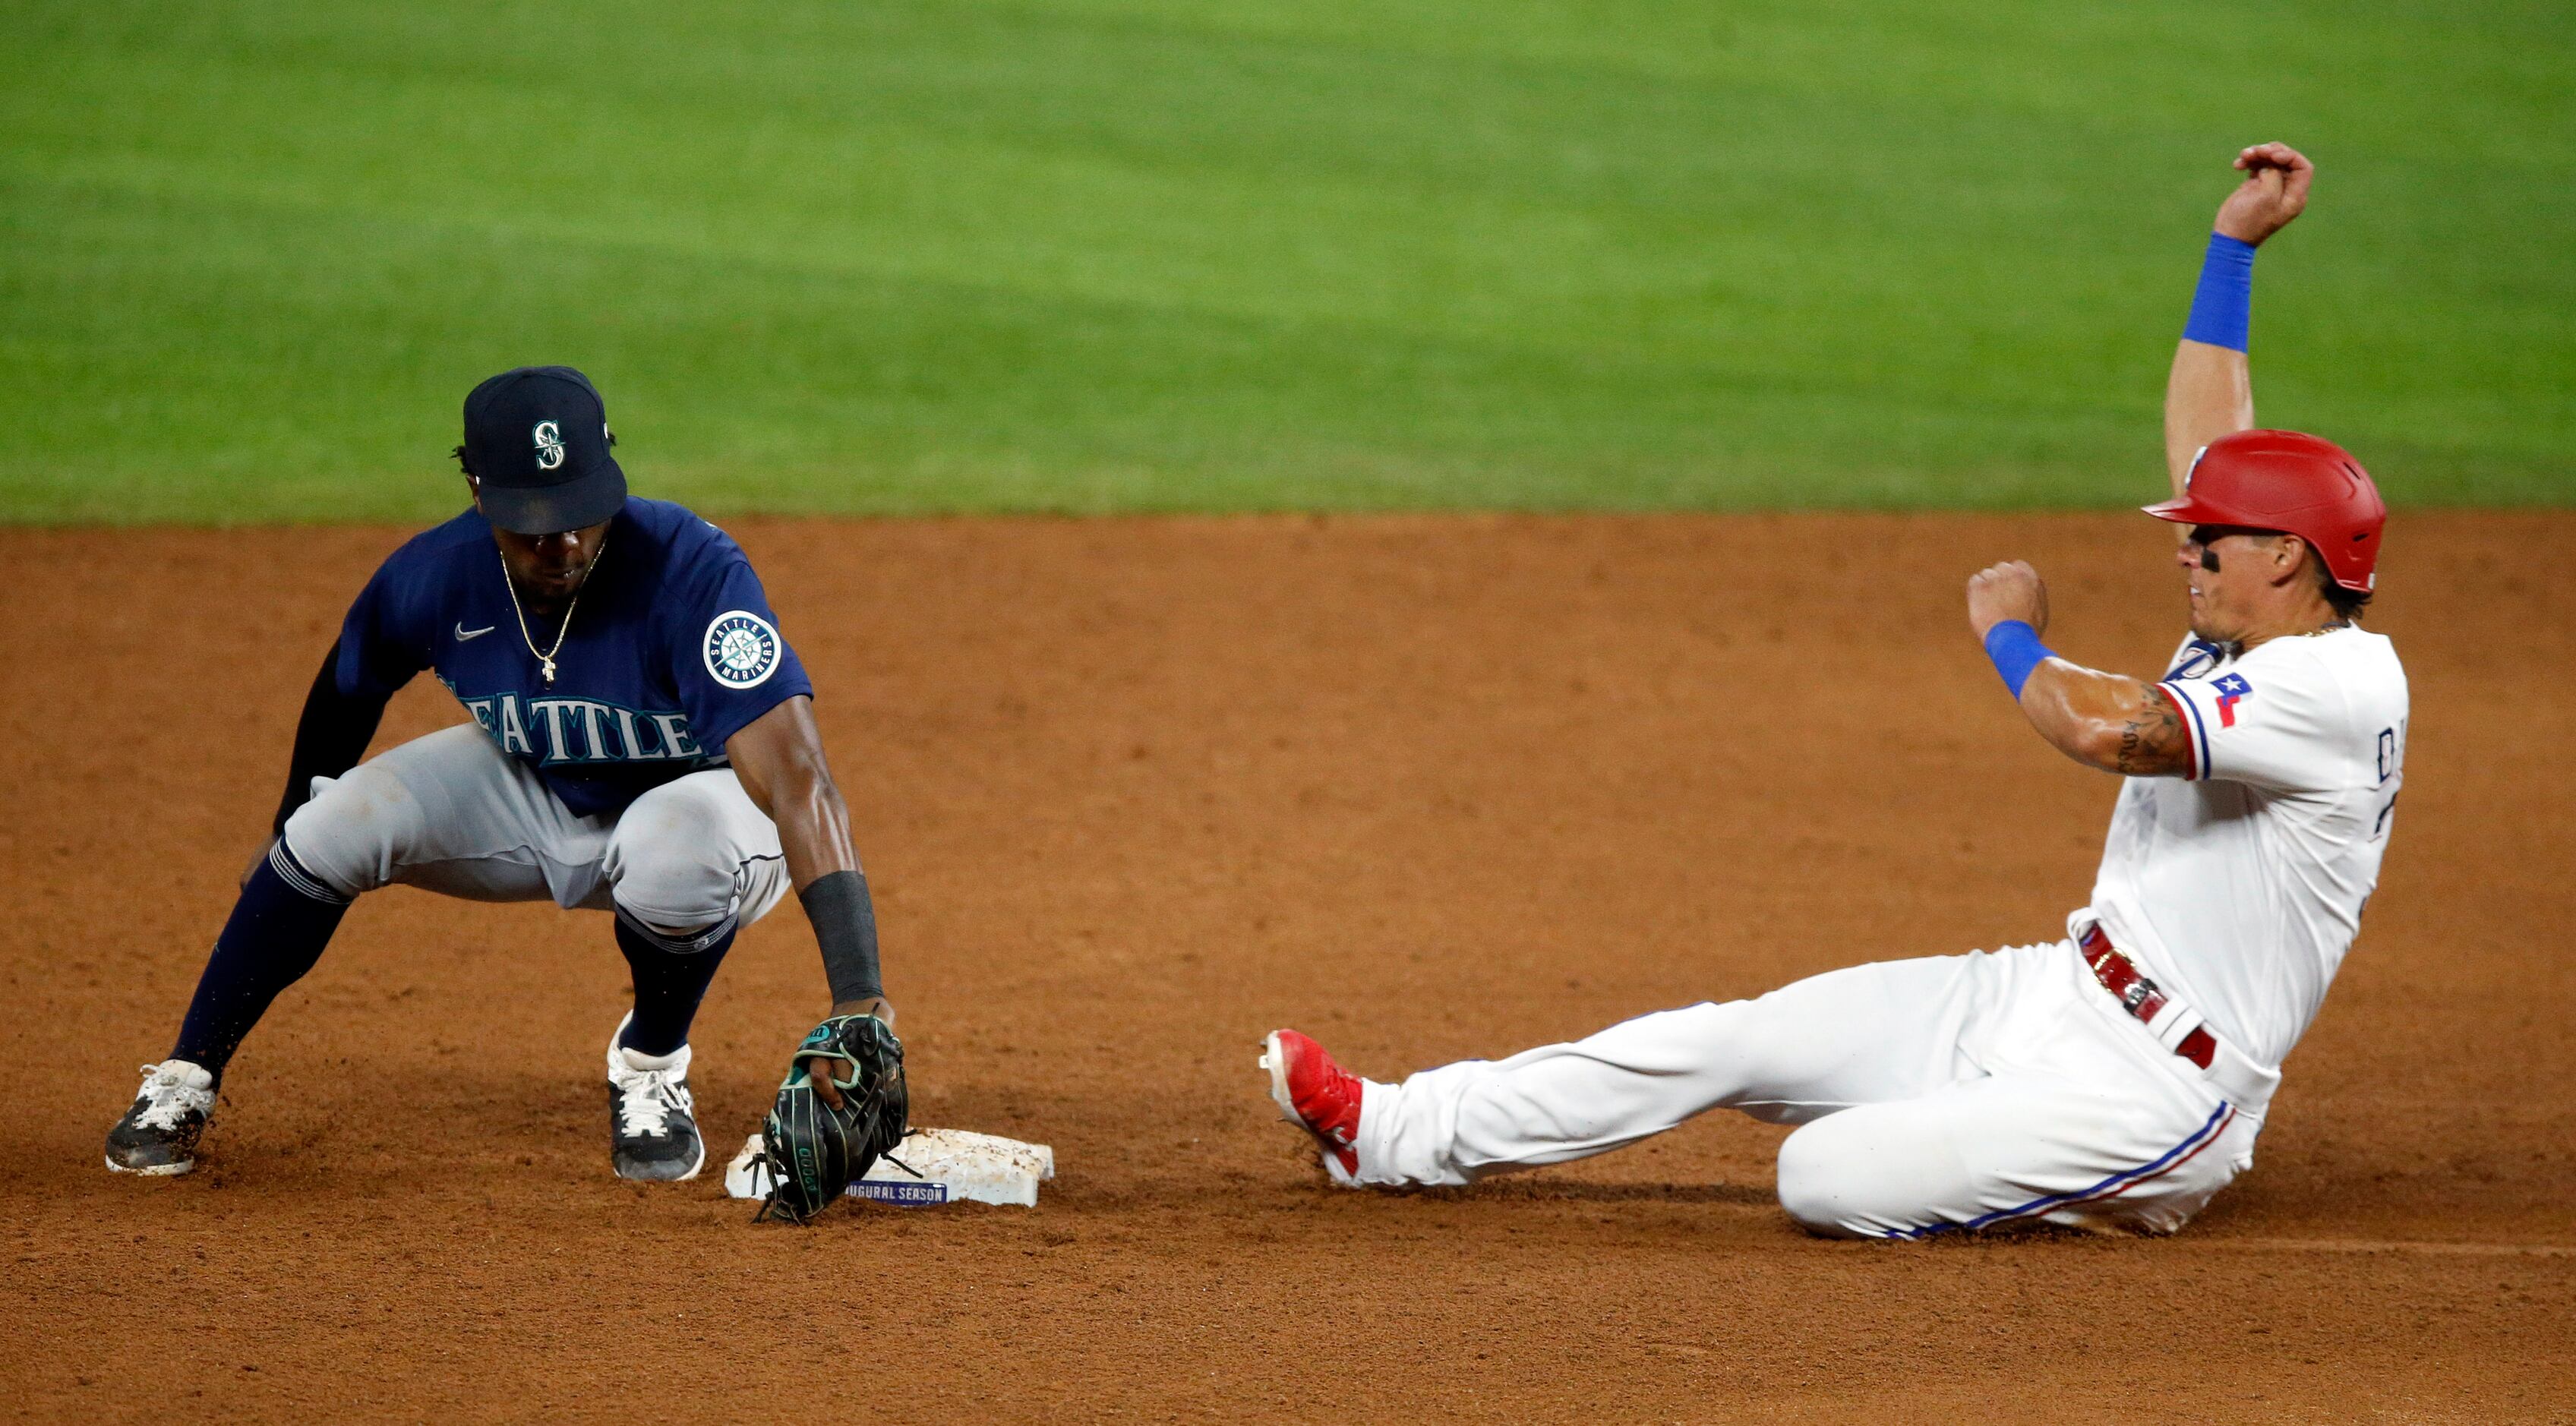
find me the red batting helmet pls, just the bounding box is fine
[2142,429,2387,593]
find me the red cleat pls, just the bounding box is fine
[1261,1029,1362,1178]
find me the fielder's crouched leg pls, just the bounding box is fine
[108,748,456,1175]
[111,728,791,1181]
[595,770,793,1181]
[106,836,355,1175]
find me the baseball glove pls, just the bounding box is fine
[756,1014,908,1223]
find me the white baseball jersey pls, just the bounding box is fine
[2077,625,2410,1069]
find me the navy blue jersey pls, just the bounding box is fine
[335,498,813,818]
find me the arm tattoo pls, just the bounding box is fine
[2112,681,2192,777]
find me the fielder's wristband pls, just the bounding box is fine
[800,869,885,1005]
[1983,620,2056,699]
[2182,232,2257,352]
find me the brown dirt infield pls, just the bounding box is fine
[5,512,2573,1422]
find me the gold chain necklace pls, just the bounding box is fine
[500,535,607,686]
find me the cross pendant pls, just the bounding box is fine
[541,657,557,685]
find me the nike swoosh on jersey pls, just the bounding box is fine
[456,623,497,641]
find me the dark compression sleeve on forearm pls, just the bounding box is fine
[272,645,390,836]
[800,869,885,1005]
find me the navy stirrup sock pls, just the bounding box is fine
[614,913,739,1058]
[170,843,352,1074]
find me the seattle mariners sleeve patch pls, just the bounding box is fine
[702,610,783,689]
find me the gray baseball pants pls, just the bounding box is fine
[279,724,793,942]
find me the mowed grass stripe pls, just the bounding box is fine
[10,176,2167,519]
[2,0,2569,520]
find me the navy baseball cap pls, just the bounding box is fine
[460,366,628,535]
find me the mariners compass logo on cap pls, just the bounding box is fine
[532,420,567,471]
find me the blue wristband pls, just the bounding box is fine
[1983,620,2055,699]
[2182,232,2257,352]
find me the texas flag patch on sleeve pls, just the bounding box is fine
[2212,673,2253,727]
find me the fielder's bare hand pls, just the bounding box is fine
[2215,143,2312,247]
[1966,560,2049,642]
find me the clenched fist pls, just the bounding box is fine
[1966,560,2049,642]
[2215,142,2313,248]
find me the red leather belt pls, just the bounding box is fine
[2079,926,2216,1071]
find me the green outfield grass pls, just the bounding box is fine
[3,0,2568,522]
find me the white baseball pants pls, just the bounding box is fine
[280,724,793,937]
[1351,940,2265,1238]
